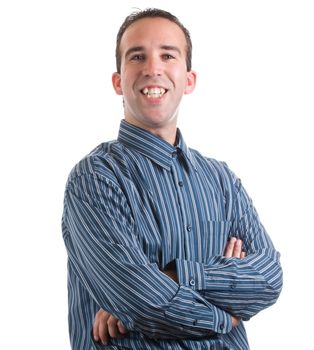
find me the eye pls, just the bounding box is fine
[130,54,145,61]
[162,54,175,60]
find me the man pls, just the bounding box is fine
[62,8,283,349]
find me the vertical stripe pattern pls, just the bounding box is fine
[62,120,282,349]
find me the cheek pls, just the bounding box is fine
[171,66,189,87]
[120,69,137,93]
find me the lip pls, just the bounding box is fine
[140,93,167,105]
[140,85,168,92]
[139,85,169,100]
[139,85,168,90]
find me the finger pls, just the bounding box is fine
[233,239,243,258]
[108,315,120,338]
[117,320,127,334]
[224,237,236,257]
[98,314,110,345]
[93,309,110,345]
[93,311,102,342]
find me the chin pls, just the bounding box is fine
[143,112,176,125]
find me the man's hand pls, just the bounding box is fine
[224,237,246,259]
[93,309,127,345]
[225,237,246,328]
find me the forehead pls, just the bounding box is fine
[120,17,187,53]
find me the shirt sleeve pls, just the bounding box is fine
[175,168,283,321]
[62,169,233,339]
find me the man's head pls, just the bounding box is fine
[112,9,196,144]
[115,8,193,73]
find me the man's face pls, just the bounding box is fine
[112,17,196,140]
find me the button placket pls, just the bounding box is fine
[171,147,194,260]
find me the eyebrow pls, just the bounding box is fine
[124,45,182,59]
[125,46,144,59]
[161,45,182,55]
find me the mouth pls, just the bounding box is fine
[140,86,168,99]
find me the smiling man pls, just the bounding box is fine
[62,8,282,350]
[112,15,196,146]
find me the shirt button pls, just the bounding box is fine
[219,323,225,331]
[230,282,236,289]
[186,225,192,232]
[189,279,195,286]
[178,181,184,187]
[172,151,177,158]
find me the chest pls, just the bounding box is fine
[125,156,233,267]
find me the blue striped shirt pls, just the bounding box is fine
[62,120,283,350]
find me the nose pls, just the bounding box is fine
[143,55,162,77]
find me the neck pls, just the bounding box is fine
[124,118,177,145]
[149,127,177,145]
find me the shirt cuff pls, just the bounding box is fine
[211,302,233,333]
[175,259,206,290]
[163,285,232,334]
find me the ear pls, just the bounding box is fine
[184,70,197,95]
[112,72,123,95]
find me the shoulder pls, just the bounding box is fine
[190,148,241,192]
[65,140,126,188]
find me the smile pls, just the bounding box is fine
[141,87,167,98]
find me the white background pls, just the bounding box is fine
[0,0,313,349]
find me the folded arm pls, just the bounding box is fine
[62,172,234,340]
[175,179,283,320]
[93,237,244,345]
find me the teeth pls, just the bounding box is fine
[142,87,166,98]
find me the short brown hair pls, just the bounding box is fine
[115,8,192,73]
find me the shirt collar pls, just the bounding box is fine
[118,120,197,171]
